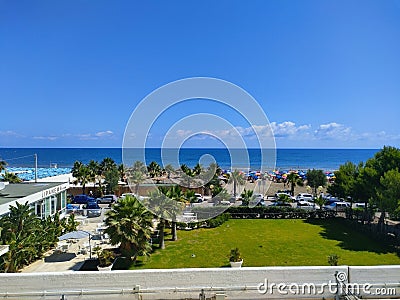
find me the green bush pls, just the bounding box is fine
[206,213,230,228]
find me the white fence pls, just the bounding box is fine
[0,266,399,299]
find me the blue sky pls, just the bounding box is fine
[1,0,399,148]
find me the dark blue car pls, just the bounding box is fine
[85,201,102,217]
[72,194,96,204]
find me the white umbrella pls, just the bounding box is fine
[58,230,92,258]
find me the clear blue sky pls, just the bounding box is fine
[1,0,399,148]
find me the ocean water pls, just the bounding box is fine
[0,148,379,171]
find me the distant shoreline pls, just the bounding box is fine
[0,148,379,171]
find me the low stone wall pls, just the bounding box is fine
[0,266,399,299]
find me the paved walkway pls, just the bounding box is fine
[22,210,112,273]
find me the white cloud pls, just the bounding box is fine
[0,130,24,137]
[32,136,59,141]
[314,123,352,140]
[270,122,311,138]
[176,129,192,137]
[95,130,113,137]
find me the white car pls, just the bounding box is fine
[296,201,320,211]
[296,193,314,201]
[323,201,350,211]
[194,193,204,203]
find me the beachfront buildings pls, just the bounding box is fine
[0,181,69,218]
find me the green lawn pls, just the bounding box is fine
[125,219,400,269]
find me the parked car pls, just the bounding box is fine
[324,198,342,206]
[269,202,292,207]
[194,193,204,203]
[296,201,320,211]
[295,193,314,201]
[72,194,96,204]
[96,194,118,204]
[250,193,265,206]
[220,200,231,206]
[323,201,350,212]
[85,201,102,217]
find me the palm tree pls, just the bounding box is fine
[286,172,304,196]
[147,161,162,178]
[71,161,83,178]
[118,163,127,182]
[314,195,325,211]
[146,189,183,249]
[128,169,146,196]
[163,164,175,179]
[193,163,202,175]
[87,160,101,194]
[228,169,246,198]
[240,189,254,206]
[1,172,22,183]
[159,186,185,241]
[104,195,153,263]
[0,202,42,272]
[100,157,117,173]
[132,161,147,174]
[73,164,91,194]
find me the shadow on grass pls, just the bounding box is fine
[113,257,145,270]
[305,218,400,257]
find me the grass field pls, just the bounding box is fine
[123,219,400,269]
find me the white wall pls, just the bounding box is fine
[1,266,399,299]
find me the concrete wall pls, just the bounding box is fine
[1,266,399,299]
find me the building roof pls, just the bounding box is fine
[0,182,64,206]
[0,182,70,217]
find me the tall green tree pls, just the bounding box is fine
[228,170,246,197]
[128,170,146,196]
[327,162,360,200]
[146,189,183,249]
[118,163,127,182]
[87,160,102,195]
[240,189,254,206]
[374,169,400,228]
[306,169,327,197]
[72,161,91,194]
[104,195,153,263]
[104,166,119,194]
[147,161,162,178]
[159,186,185,241]
[0,202,42,272]
[286,172,304,196]
[163,164,175,179]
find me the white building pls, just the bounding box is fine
[0,181,69,218]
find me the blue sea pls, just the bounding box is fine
[0,148,379,172]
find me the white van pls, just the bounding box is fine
[296,193,313,201]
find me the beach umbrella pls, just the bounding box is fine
[58,230,93,258]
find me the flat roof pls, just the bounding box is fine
[0,182,65,206]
